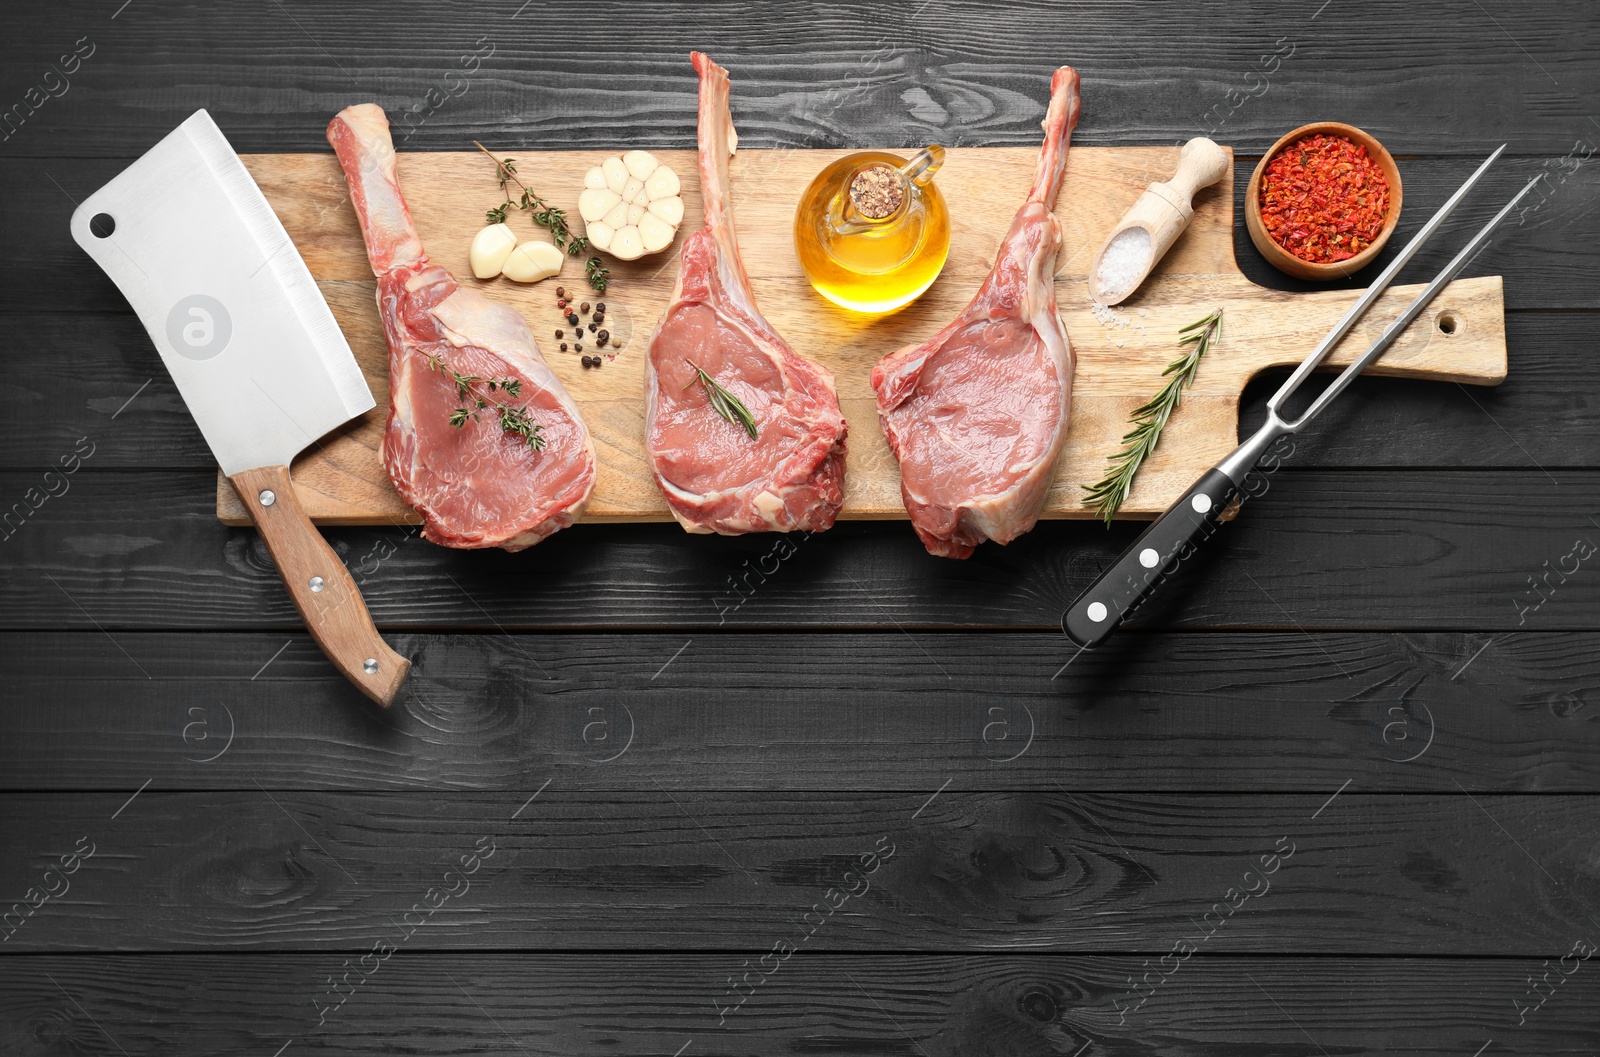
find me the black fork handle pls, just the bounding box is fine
[1062,466,1240,649]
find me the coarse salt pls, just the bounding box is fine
[1089,296,1131,328]
[1094,226,1152,301]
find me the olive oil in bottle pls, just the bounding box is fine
[794,146,950,314]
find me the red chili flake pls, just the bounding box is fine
[1259,133,1391,264]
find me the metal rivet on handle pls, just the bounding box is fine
[363,658,379,674]
[1191,493,1212,513]
[309,576,325,593]
[258,489,276,507]
[1086,601,1108,623]
[1139,548,1159,568]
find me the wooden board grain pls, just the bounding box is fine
[213,146,1508,526]
[5,954,1595,1056]
[19,469,1600,633]
[3,630,1597,792]
[2,791,1592,952]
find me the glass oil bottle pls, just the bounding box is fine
[793,146,950,314]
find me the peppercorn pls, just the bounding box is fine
[574,342,583,353]
[557,299,567,309]
[592,357,602,369]
[584,356,597,368]
[555,286,566,298]
[580,302,591,314]
[597,330,610,346]
[592,312,605,324]
[588,323,597,334]
[595,302,606,313]
[555,329,563,339]
[567,313,579,326]
[559,343,568,352]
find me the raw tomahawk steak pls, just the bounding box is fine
[871,67,1082,559]
[644,52,848,534]
[328,104,595,551]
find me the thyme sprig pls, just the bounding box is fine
[1083,307,1223,526]
[684,360,759,440]
[427,353,544,452]
[585,255,611,294]
[474,141,610,293]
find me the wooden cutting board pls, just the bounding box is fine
[217,145,1505,526]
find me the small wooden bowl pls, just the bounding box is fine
[1245,121,1403,280]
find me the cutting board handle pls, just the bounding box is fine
[228,465,410,706]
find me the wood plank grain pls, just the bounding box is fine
[0,630,1593,791]
[1,954,1594,1055]
[1,469,1598,631]
[1,791,1593,953]
[2,0,1596,155]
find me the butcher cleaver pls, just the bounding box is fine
[69,109,409,706]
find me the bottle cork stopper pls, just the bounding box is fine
[849,165,904,220]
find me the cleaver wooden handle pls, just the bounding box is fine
[228,464,410,706]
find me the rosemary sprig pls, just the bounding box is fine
[428,353,543,452]
[684,360,759,439]
[1083,307,1223,526]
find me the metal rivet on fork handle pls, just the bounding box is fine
[258,489,276,507]
[363,658,379,674]
[309,576,325,593]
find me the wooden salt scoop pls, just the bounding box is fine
[1087,137,1229,305]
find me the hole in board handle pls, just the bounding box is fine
[89,213,116,238]
[1436,310,1460,336]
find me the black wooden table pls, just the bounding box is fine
[3,2,1598,1053]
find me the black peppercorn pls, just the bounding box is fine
[595,302,606,313]
[567,313,579,326]
[580,302,591,314]
[559,343,568,352]
[592,357,602,369]
[574,342,583,353]
[597,330,610,346]
[592,312,605,325]
[588,323,597,334]
[555,329,563,339]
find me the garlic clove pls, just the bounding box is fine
[583,166,608,190]
[645,166,681,201]
[622,150,657,182]
[638,211,676,253]
[627,203,646,226]
[586,220,616,252]
[611,226,645,261]
[600,199,631,230]
[601,156,629,194]
[621,176,645,205]
[469,223,519,280]
[578,187,622,224]
[500,240,565,283]
[647,195,684,227]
